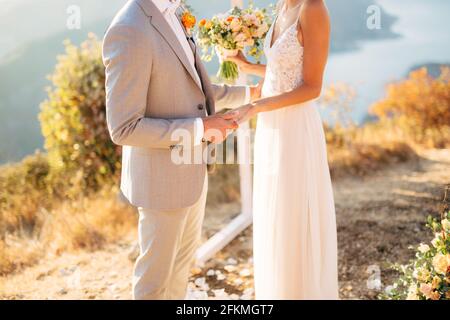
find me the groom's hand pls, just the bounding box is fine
[202,113,239,144]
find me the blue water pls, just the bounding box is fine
[324,0,450,123]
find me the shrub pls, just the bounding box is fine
[0,152,50,234]
[371,67,450,147]
[39,34,121,192]
[320,83,418,177]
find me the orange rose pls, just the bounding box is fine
[181,12,196,30]
[199,19,207,27]
[226,16,234,23]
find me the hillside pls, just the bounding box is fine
[0,0,398,163]
[1,149,449,300]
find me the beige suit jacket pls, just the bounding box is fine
[103,0,246,210]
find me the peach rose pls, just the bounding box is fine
[419,283,440,300]
[432,253,449,275]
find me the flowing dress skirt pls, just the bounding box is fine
[252,101,339,300]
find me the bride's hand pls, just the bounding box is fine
[250,79,264,102]
[223,51,251,73]
[226,103,258,124]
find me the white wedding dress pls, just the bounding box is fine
[252,16,339,300]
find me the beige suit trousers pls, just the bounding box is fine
[132,175,208,300]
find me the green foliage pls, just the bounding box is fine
[39,34,120,191]
[0,152,50,234]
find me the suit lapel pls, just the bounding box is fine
[135,0,202,90]
[195,54,215,115]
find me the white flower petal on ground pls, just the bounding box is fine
[216,274,226,281]
[224,265,237,272]
[212,289,228,299]
[239,269,251,277]
[186,287,209,300]
[194,277,209,291]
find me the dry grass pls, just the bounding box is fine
[39,190,137,255]
[0,236,43,277]
[0,189,136,276]
[0,122,433,277]
[326,122,419,178]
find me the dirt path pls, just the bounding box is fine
[1,149,449,300]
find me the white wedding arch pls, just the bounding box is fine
[195,0,254,264]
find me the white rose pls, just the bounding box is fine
[442,218,450,231]
[406,284,419,300]
[418,243,430,253]
[431,233,441,248]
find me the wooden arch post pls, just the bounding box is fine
[196,0,254,264]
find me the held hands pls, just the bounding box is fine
[202,104,258,144]
[225,103,258,124]
[201,76,263,144]
[229,79,263,124]
[202,112,239,144]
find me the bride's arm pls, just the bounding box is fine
[235,0,330,120]
[224,51,267,78]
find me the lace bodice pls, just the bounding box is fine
[262,19,304,97]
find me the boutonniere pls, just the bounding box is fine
[180,9,196,35]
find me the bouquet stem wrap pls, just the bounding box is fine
[216,48,239,83]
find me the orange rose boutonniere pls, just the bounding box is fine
[181,10,196,35]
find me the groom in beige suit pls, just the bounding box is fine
[103,0,255,299]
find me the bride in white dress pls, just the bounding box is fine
[226,0,338,299]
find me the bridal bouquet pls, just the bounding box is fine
[197,6,271,82]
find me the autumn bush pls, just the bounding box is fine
[371,67,450,148]
[39,34,121,191]
[320,83,418,177]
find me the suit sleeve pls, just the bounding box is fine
[211,84,248,112]
[103,24,196,148]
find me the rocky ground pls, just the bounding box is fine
[1,149,449,300]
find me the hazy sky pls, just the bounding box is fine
[0,0,126,58]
